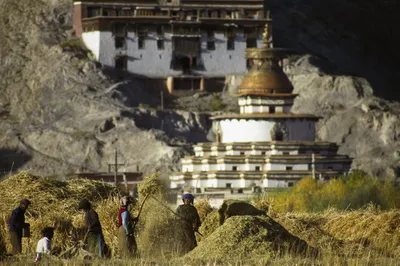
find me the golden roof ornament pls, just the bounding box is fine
[237,11,294,97]
[262,22,272,48]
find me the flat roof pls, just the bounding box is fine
[211,113,320,120]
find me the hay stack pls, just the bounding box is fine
[197,200,267,241]
[194,198,213,223]
[197,210,220,241]
[135,172,188,259]
[218,200,266,225]
[277,208,400,257]
[0,172,118,254]
[186,215,310,262]
[0,225,5,256]
[137,172,164,198]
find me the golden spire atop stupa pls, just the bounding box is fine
[262,18,272,48]
[236,12,294,97]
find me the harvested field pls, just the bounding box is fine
[2,172,400,265]
[276,208,400,257]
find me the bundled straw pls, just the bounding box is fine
[194,198,213,223]
[0,172,118,255]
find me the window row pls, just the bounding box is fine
[115,37,257,50]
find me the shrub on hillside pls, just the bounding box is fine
[211,95,226,111]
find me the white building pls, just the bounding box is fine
[169,22,353,197]
[73,0,269,92]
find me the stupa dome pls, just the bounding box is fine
[237,60,293,96]
[237,22,294,97]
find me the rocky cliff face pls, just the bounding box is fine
[0,0,210,177]
[270,0,400,101]
[0,0,399,179]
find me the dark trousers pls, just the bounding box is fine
[87,232,104,258]
[9,231,22,254]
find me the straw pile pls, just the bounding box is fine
[135,173,188,258]
[0,226,5,256]
[198,200,267,241]
[197,210,220,241]
[218,200,266,225]
[277,208,400,257]
[186,215,310,262]
[137,172,165,198]
[194,198,213,223]
[0,172,119,255]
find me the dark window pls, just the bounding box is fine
[115,56,127,70]
[240,152,245,155]
[138,37,145,49]
[157,25,164,36]
[328,167,333,170]
[226,183,232,188]
[246,59,253,70]
[232,166,238,171]
[207,41,215,50]
[261,151,266,155]
[227,38,235,50]
[255,166,260,171]
[288,182,294,187]
[207,30,215,50]
[103,8,116,16]
[246,38,257,48]
[275,132,283,141]
[157,39,164,50]
[269,106,275,114]
[115,37,126,49]
[286,166,293,171]
[238,188,243,193]
[283,152,289,155]
[87,7,101,17]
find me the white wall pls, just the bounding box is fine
[264,163,309,171]
[98,31,115,67]
[198,32,247,76]
[83,30,261,77]
[263,179,289,188]
[82,31,101,60]
[219,119,316,143]
[127,32,181,76]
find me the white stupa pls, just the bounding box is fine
[169,22,352,196]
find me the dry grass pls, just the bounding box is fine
[194,198,213,223]
[275,207,400,258]
[2,172,400,265]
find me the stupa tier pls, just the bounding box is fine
[169,21,352,192]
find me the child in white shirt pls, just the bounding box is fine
[34,227,54,262]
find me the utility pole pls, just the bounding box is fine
[108,149,125,187]
[160,90,164,110]
[311,153,316,180]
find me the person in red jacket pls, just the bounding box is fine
[118,196,138,258]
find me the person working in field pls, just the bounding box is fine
[118,196,138,258]
[34,227,54,262]
[78,199,105,258]
[176,193,201,253]
[9,199,31,254]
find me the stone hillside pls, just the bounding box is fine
[0,0,399,179]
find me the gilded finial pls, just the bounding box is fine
[262,22,272,48]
